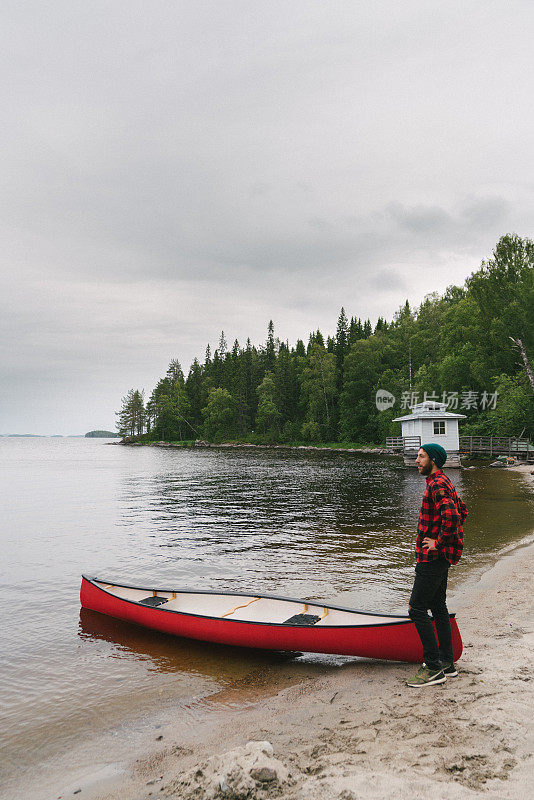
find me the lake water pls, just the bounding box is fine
[1,437,533,795]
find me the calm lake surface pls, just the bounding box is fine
[1,437,533,793]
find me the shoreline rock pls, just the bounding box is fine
[121,439,398,457]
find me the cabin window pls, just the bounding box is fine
[433,421,446,435]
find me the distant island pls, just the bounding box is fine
[0,434,45,437]
[85,430,121,438]
[1,434,87,438]
[0,434,81,438]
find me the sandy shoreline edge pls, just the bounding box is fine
[72,466,532,800]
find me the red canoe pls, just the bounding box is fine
[80,575,463,663]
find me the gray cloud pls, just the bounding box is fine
[1,0,533,433]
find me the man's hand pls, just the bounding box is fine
[422,537,437,552]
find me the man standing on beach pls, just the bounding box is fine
[406,443,467,688]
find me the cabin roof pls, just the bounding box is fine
[393,411,467,422]
[393,401,466,422]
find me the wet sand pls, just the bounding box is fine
[505,463,534,480]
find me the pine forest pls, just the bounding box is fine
[116,234,534,446]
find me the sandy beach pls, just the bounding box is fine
[67,465,533,800]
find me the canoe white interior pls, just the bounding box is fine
[94,580,407,626]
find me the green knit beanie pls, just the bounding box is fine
[421,443,447,468]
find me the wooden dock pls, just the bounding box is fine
[458,436,533,461]
[385,435,533,465]
[386,436,421,452]
[385,436,461,467]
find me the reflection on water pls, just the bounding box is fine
[78,607,302,680]
[1,438,533,789]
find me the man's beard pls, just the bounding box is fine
[419,462,433,476]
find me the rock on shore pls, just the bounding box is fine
[165,740,291,799]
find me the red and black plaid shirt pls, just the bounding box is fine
[416,469,467,565]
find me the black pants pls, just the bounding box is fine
[408,558,453,671]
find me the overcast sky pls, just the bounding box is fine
[1,1,532,434]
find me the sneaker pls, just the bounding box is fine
[406,665,446,687]
[423,661,458,677]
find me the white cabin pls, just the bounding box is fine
[393,401,466,466]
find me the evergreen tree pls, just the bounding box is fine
[348,317,363,344]
[149,365,193,440]
[218,331,227,358]
[294,339,306,358]
[274,341,299,428]
[211,349,223,387]
[340,339,382,442]
[334,307,349,433]
[116,389,145,437]
[185,358,206,429]
[243,338,255,430]
[154,395,176,440]
[299,343,336,440]
[205,343,212,368]
[265,320,276,372]
[229,340,248,436]
[202,388,237,441]
[256,372,281,436]
[166,358,184,386]
[335,308,349,365]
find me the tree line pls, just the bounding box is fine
[117,234,534,445]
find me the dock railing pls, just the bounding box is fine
[459,436,532,458]
[386,435,421,452]
[385,435,532,460]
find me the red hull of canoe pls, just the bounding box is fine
[80,578,463,664]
